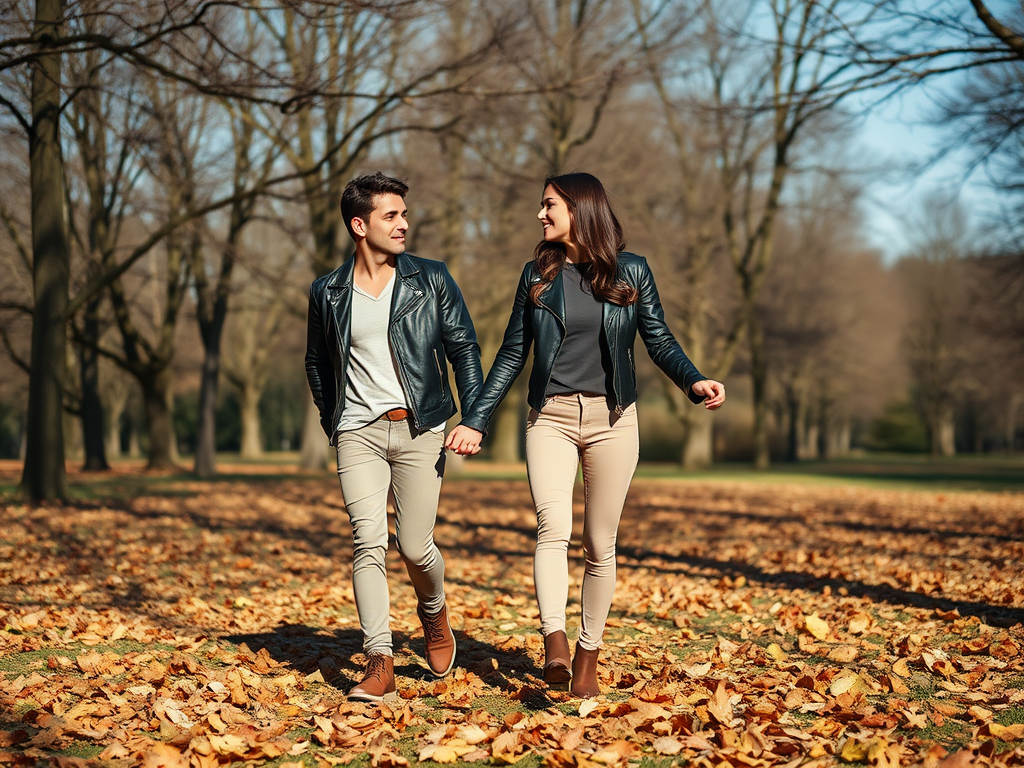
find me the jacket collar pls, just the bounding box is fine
[325,257,355,291]
[326,251,419,291]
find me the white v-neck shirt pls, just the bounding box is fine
[338,274,407,432]
[338,274,444,433]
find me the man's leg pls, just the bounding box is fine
[337,421,398,701]
[388,421,455,675]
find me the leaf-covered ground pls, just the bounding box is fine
[1,461,1023,768]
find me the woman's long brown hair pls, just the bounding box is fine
[529,173,638,307]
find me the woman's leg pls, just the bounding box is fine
[577,399,639,651]
[525,395,583,637]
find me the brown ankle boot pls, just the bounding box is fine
[417,603,456,677]
[542,630,572,687]
[348,652,395,702]
[570,643,600,698]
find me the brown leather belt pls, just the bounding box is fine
[382,408,410,421]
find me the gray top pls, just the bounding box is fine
[546,263,612,398]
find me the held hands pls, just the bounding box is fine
[692,379,726,410]
[445,424,484,455]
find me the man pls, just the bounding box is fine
[305,172,482,702]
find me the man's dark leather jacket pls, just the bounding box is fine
[305,253,482,443]
[459,253,704,434]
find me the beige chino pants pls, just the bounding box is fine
[525,393,639,651]
[336,419,447,656]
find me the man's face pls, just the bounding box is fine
[354,193,408,256]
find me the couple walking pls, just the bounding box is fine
[305,171,726,703]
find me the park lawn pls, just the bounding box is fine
[0,460,1023,767]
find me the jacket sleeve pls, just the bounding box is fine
[304,283,337,437]
[635,258,706,404]
[459,263,534,434]
[437,265,483,415]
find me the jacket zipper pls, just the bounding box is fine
[433,348,445,387]
[538,299,566,410]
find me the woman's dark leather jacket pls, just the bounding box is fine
[459,253,704,434]
[305,253,482,443]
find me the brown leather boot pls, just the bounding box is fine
[417,603,456,677]
[348,652,395,702]
[570,643,601,698]
[542,630,572,687]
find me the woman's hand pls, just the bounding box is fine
[692,379,726,410]
[445,424,484,455]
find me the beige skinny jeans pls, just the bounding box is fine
[525,393,639,651]
[336,419,447,656]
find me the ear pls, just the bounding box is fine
[351,216,367,238]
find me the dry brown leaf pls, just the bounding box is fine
[141,743,189,768]
[706,680,733,725]
[652,736,684,755]
[805,613,830,640]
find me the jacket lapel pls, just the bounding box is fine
[390,252,426,325]
[537,267,566,329]
[326,259,355,347]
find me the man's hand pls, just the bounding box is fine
[445,424,483,455]
[692,379,726,410]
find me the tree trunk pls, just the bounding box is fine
[1007,394,1020,452]
[679,410,713,469]
[79,297,109,470]
[238,381,264,459]
[106,391,125,460]
[930,405,956,457]
[21,0,70,501]
[800,417,820,461]
[300,395,330,470]
[489,384,524,464]
[785,390,800,463]
[142,368,178,470]
[749,314,770,470]
[193,316,224,477]
[127,415,141,458]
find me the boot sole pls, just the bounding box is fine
[348,689,400,704]
[543,662,572,688]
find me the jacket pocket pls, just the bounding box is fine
[433,348,449,396]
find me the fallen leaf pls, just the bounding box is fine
[142,743,189,768]
[805,613,830,640]
[652,736,684,755]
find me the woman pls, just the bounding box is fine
[445,172,725,697]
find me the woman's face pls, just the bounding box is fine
[537,185,572,244]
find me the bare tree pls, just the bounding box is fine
[191,53,280,476]
[20,0,72,499]
[899,194,973,457]
[221,217,307,460]
[64,21,149,471]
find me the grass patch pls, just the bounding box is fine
[997,707,1024,726]
[465,695,527,719]
[913,720,974,750]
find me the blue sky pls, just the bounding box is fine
[852,74,1000,263]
